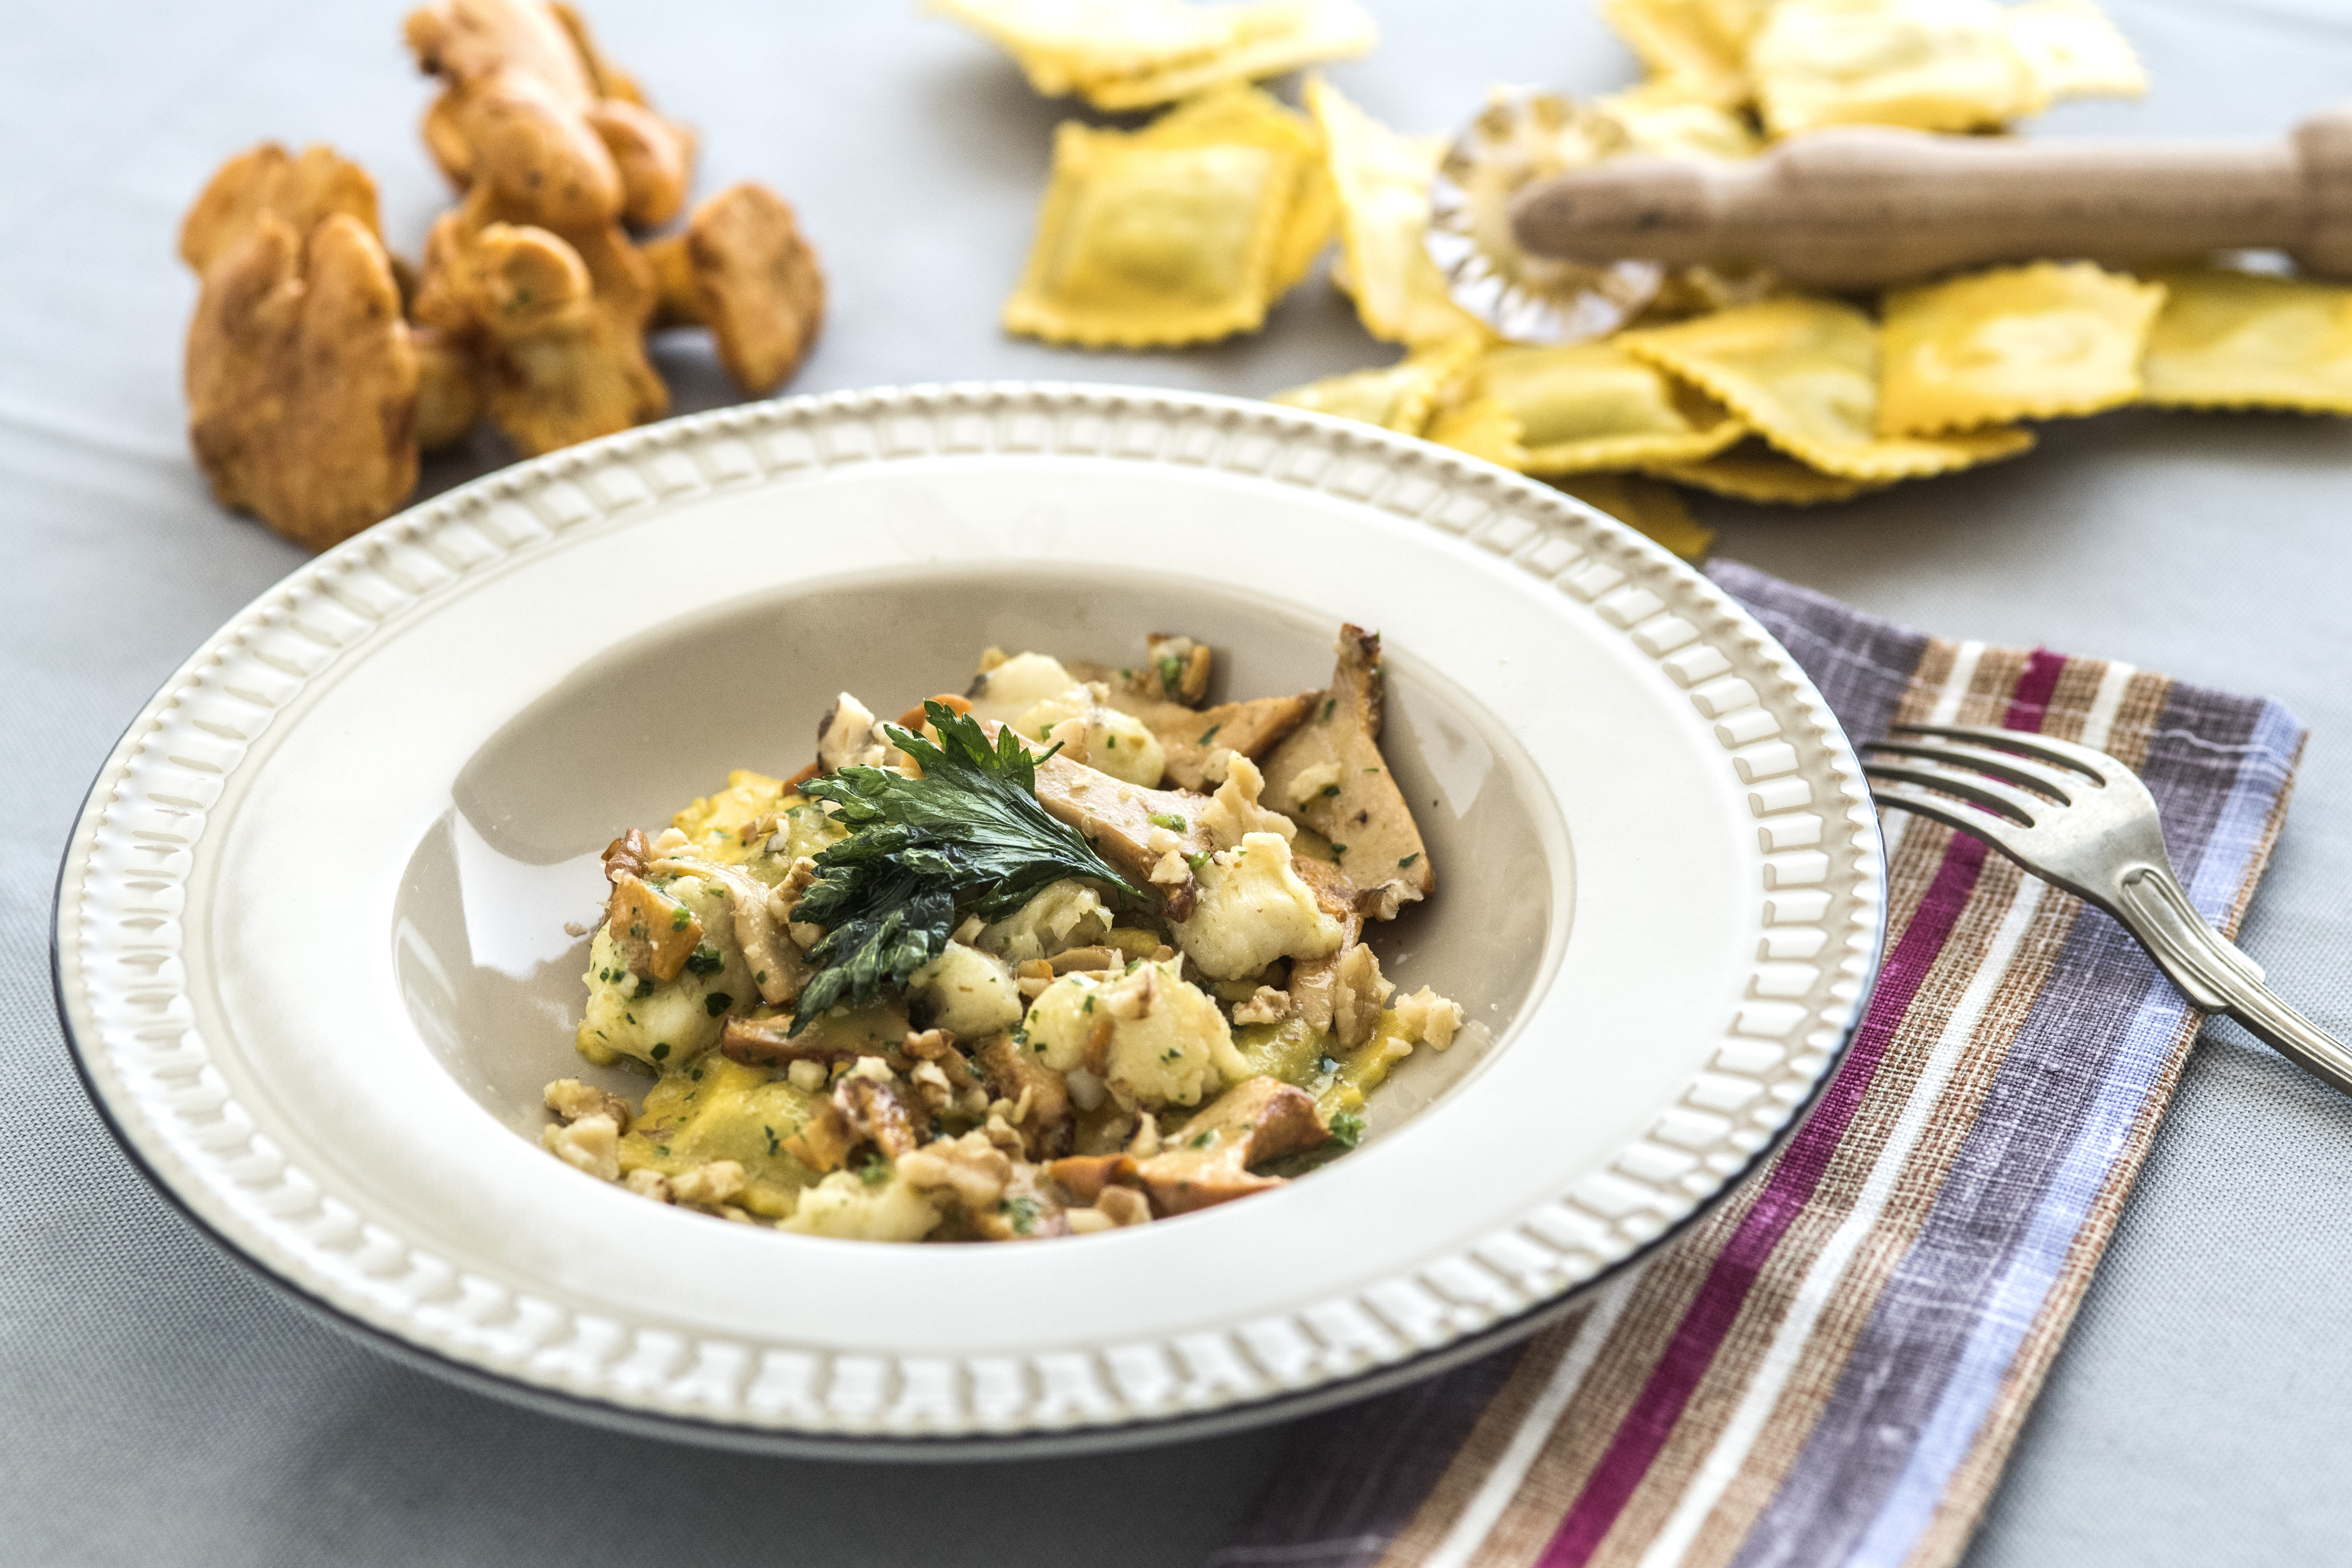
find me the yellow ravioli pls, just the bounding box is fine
[1003,114,1299,347]
[1084,0,1378,110]
[1141,85,1334,292]
[1554,473,1716,559]
[1305,76,1487,346]
[1597,0,1764,107]
[1271,334,1484,434]
[1424,395,1527,470]
[1621,297,2036,479]
[2004,0,2146,99]
[1643,439,1892,505]
[1879,262,2167,435]
[2140,268,2352,414]
[1601,84,1764,161]
[1749,0,2044,137]
[931,0,1374,110]
[1468,339,1744,474]
[929,0,1243,96]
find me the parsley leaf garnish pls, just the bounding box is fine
[789,702,1140,1031]
[1328,1111,1365,1149]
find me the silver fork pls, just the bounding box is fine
[1863,723,2352,1096]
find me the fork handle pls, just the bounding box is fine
[2113,865,2352,1096]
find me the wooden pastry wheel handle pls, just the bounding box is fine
[1511,106,2352,289]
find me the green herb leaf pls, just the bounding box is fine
[1156,653,1183,692]
[1197,724,1222,746]
[789,702,1141,1032]
[1148,811,1188,833]
[1397,852,1421,869]
[1328,1111,1365,1149]
[1319,697,1336,723]
[857,1154,892,1187]
[685,944,725,976]
[703,992,733,1017]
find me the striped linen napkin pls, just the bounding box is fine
[1215,560,2307,1568]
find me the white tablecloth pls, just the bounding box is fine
[7,2,2350,1562]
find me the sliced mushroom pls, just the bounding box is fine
[605,871,700,981]
[1029,750,1217,919]
[1073,678,1319,792]
[836,1072,921,1160]
[975,1032,1075,1159]
[644,851,810,1005]
[1045,1152,1139,1203]
[1259,625,1433,918]
[1135,1076,1330,1215]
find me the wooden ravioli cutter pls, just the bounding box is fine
[1509,108,2352,291]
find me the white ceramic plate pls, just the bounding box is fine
[57,384,1884,1457]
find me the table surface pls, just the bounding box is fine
[9,1,2352,1563]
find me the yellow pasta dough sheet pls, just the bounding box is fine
[1597,0,1764,108]
[1470,340,1745,473]
[2003,0,2145,100]
[1621,297,2036,479]
[1271,334,1485,434]
[1554,472,1716,559]
[1749,0,2045,138]
[1305,76,1488,346]
[1642,439,1892,505]
[1879,262,2166,436]
[1085,0,1377,110]
[1002,90,1317,347]
[2140,268,2352,415]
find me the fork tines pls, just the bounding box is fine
[1859,724,2107,832]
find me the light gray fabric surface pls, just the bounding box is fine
[5,2,2349,1563]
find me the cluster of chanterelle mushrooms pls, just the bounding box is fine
[177,0,825,552]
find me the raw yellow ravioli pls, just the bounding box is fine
[1467,339,1744,473]
[1138,85,1335,293]
[1621,297,2035,480]
[1003,88,1320,347]
[2003,0,2145,100]
[1597,0,1764,107]
[2140,268,2352,414]
[1271,334,1484,433]
[1748,0,2043,137]
[1554,472,1716,559]
[930,0,1375,110]
[1642,439,1892,505]
[1305,76,1487,346]
[1878,262,2166,435]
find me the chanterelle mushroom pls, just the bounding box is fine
[412,199,665,455]
[179,142,382,275]
[1260,625,1434,918]
[645,182,825,395]
[184,212,419,551]
[1135,1076,1331,1214]
[405,0,694,231]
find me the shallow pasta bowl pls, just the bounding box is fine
[54,383,1884,1458]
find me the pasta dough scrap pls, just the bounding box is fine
[1468,339,1744,473]
[1600,83,1764,161]
[1003,92,1314,347]
[1749,0,2045,137]
[2139,268,2352,415]
[932,0,1375,111]
[1642,439,1892,505]
[2004,0,2145,100]
[1621,297,2035,479]
[1554,473,1716,559]
[1597,0,1767,108]
[1879,262,2165,434]
[1305,76,1487,346]
[1271,334,1484,434]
